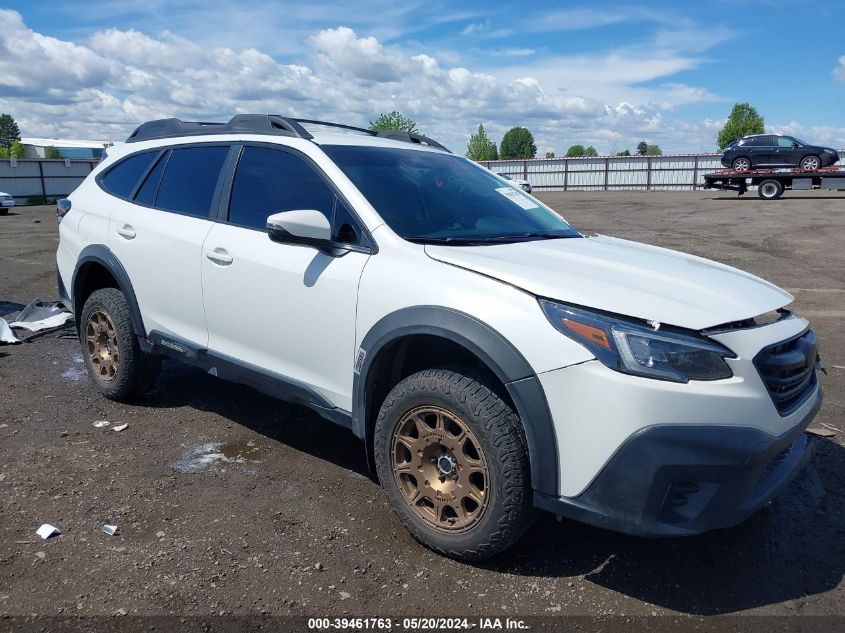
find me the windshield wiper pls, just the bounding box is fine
[405,236,489,245]
[482,232,579,242]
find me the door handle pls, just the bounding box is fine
[206,248,233,265]
[116,225,136,239]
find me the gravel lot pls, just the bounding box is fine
[1,192,843,624]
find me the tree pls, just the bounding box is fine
[369,111,418,133]
[45,146,61,159]
[617,149,631,156]
[717,102,764,150]
[0,113,21,152]
[499,127,536,159]
[645,144,663,156]
[465,123,498,161]
[545,151,555,159]
[585,146,599,157]
[565,144,586,157]
[636,140,649,155]
[10,140,24,158]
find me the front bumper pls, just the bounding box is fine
[534,387,820,536]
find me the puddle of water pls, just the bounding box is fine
[171,440,263,474]
[61,353,86,382]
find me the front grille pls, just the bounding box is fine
[754,329,818,416]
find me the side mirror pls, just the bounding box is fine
[267,209,351,255]
[791,142,799,149]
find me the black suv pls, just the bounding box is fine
[721,135,839,171]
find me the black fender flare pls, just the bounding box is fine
[71,244,147,338]
[352,306,560,497]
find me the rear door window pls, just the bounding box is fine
[155,146,229,217]
[101,151,158,199]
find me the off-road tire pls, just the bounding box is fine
[80,288,160,401]
[374,366,534,561]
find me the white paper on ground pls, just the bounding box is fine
[494,187,538,210]
[36,524,61,539]
[102,524,118,536]
[93,420,110,428]
[0,318,19,344]
[9,312,73,332]
[111,423,128,432]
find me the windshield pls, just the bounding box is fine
[323,145,580,244]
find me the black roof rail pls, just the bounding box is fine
[125,113,451,152]
[375,130,451,153]
[293,119,376,136]
[126,114,313,143]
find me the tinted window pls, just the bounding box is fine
[101,152,157,198]
[156,146,229,217]
[777,137,797,148]
[333,199,362,245]
[322,145,579,243]
[134,151,168,206]
[228,146,336,230]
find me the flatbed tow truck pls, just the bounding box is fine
[702,165,845,199]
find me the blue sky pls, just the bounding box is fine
[1,0,843,153]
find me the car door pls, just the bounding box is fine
[775,136,799,166]
[201,144,372,411]
[108,144,231,347]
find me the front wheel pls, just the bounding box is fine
[374,367,534,561]
[800,155,821,170]
[758,179,784,200]
[732,157,751,171]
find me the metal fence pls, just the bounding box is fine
[479,153,728,191]
[0,158,98,203]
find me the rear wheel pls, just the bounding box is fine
[800,155,821,170]
[732,157,751,172]
[758,179,784,200]
[80,288,160,401]
[374,366,534,561]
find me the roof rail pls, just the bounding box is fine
[375,130,451,153]
[125,113,451,152]
[126,114,313,143]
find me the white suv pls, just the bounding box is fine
[56,114,822,560]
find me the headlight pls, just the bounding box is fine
[540,300,735,382]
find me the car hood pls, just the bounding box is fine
[425,235,793,330]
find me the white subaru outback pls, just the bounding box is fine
[56,114,822,560]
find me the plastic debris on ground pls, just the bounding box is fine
[93,420,110,428]
[9,299,73,332]
[111,423,128,432]
[0,317,18,344]
[102,524,119,536]
[36,524,61,540]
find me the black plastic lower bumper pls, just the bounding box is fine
[534,388,822,537]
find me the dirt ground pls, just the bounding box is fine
[1,191,844,624]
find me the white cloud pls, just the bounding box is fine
[835,55,845,82]
[0,9,775,153]
[769,122,845,149]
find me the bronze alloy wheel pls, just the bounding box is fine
[86,308,120,382]
[391,405,489,532]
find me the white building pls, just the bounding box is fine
[21,137,118,159]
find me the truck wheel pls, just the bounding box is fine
[758,179,784,200]
[80,288,160,401]
[0,208,8,216]
[374,366,534,561]
[732,157,751,171]
[800,155,820,170]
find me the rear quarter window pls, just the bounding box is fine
[99,151,158,199]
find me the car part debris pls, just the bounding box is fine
[111,423,128,432]
[102,524,119,536]
[0,317,19,344]
[9,299,73,332]
[36,524,61,539]
[93,420,110,428]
